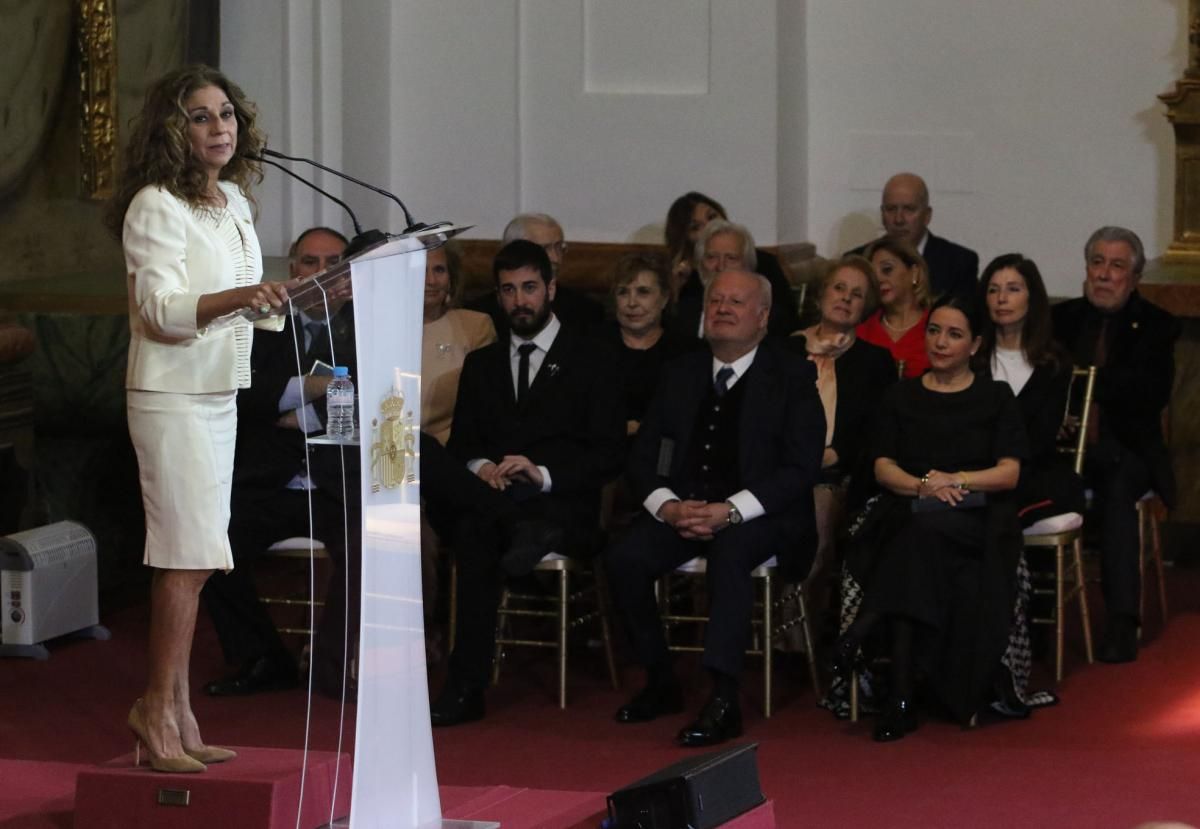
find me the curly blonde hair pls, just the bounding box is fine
[105,64,267,238]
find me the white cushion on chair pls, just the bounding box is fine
[268,536,325,551]
[1023,512,1082,535]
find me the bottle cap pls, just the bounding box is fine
[333,366,349,377]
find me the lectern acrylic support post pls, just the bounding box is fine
[322,236,497,829]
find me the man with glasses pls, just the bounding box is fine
[201,226,357,697]
[671,220,800,340]
[468,212,604,333]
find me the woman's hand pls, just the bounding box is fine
[244,280,293,314]
[196,278,299,328]
[917,469,967,504]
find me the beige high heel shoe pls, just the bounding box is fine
[184,745,237,764]
[127,700,206,774]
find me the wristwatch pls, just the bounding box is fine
[726,501,743,525]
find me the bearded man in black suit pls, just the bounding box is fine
[848,172,978,299]
[1052,226,1180,663]
[607,269,825,747]
[430,239,625,726]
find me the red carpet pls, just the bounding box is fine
[2,573,1199,828]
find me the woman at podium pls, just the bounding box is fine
[105,65,290,773]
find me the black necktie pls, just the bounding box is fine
[304,321,326,355]
[517,342,537,404]
[714,365,734,397]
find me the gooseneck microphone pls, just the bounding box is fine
[251,153,366,238]
[261,147,423,233]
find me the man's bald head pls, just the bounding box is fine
[881,172,932,246]
[703,269,771,359]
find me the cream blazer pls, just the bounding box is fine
[124,181,281,393]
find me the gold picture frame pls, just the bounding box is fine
[75,0,220,200]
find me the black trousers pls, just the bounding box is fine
[446,488,594,688]
[606,515,788,678]
[202,486,352,671]
[1086,438,1152,621]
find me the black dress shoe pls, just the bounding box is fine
[429,681,485,727]
[676,695,742,747]
[500,520,566,577]
[203,655,299,697]
[873,697,918,742]
[615,680,685,723]
[1097,615,1138,664]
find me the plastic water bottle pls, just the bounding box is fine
[326,366,356,438]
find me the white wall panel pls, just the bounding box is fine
[583,0,709,95]
[805,0,1181,295]
[519,0,778,243]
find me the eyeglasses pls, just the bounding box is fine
[541,241,568,256]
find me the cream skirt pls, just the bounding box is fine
[127,389,236,571]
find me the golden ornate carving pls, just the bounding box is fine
[77,0,118,200]
[369,388,417,492]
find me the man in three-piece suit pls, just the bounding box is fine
[1052,226,1180,664]
[202,226,357,697]
[607,269,825,747]
[430,239,625,726]
[848,172,979,299]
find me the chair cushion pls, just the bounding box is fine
[268,536,325,551]
[1023,512,1082,535]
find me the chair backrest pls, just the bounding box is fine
[1060,365,1098,475]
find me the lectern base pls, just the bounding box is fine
[322,822,498,829]
[74,746,351,829]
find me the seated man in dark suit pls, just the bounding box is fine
[847,172,978,299]
[202,226,355,696]
[467,213,604,333]
[608,269,825,747]
[671,220,801,340]
[430,239,626,726]
[1051,226,1180,663]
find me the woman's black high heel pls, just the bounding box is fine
[990,665,1030,720]
[873,697,918,742]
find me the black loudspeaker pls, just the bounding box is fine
[606,742,764,829]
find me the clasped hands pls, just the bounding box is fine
[659,499,733,540]
[477,456,543,490]
[917,469,970,505]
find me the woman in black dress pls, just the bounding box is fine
[785,256,896,638]
[836,295,1028,741]
[605,252,684,436]
[975,253,1083,525]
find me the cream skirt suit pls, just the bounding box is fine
[124,181,280,571]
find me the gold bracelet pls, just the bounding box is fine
[958,472,971,491]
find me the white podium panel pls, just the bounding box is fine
[347,244,439,828]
